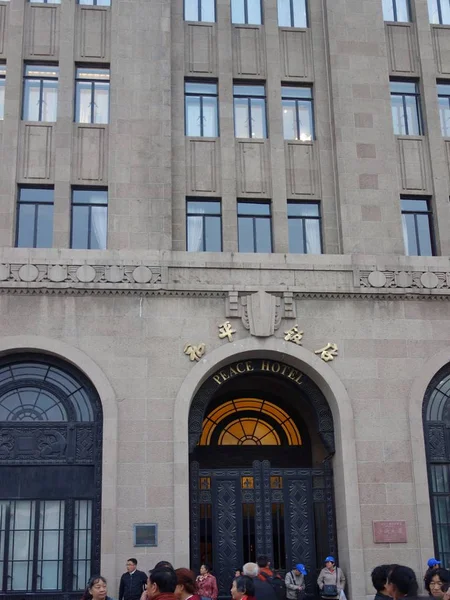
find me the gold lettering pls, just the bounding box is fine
[236,362,245,373]
[229,366,237,377]
[261,360,271,371]
[280,364,289,375]
[220,371,229,382]
[246,361,254,371]
[271,362,281,373]
[287,368,298,380]
[294,373,303,384]
[213,374,222,385]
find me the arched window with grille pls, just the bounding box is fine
[0,354,102,599]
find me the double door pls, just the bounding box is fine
[190,460,336,599]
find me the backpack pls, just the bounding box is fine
[260,571,287,600]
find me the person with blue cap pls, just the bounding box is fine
[425,559,442,592]
[285,564,307,600]
[317,556,346,600]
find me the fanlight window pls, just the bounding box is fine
[199,398,302,446]
[0,361,94,422]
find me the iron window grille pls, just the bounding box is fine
[75,67,110,124]
[0,64,5,121]
[437,82,450,136]
[287,202,322,254]
[71,189,108,250]
[282,86,314,141]
[278,0,308,27]
[186,199,222,251]
[401,198,435,256]
[429,0,450,24]
[184,0,215,22]
[390,80,423,135]
[382,0,410,22]
[185,82,219,137]
[23,65,59,123]
[237,201,272,253]
[16,187,54,248]
[233,84,267,138]
[231,0,262,25]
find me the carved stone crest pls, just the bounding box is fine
[226,291,296,337]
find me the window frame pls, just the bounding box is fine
[237,201,273,253]
[0,64,5,121]
[231,0,263,25]
[22,64,59,123]
[184,81,219,137]
[437,82,450,136]
[75,67,110,124]
[29,0,61,4]
[15,187,54,249]
[186,198,222,252]
[281,85,314,141]
[400,197,435,256]
[287,201,322,254]
[429,0,450,24]
[278,0,308,27]
[70,189,108,250]
[382,0,411,22]
[233,83,267,139]
[184,0,216,22]
[390,80,423,136]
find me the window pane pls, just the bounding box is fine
[250,97,266,138]
[41,80,58,122]
[36,204,54,248]
[282,86,312,99]
[247,0,262,24]
[283,100,297,139]
[288,203,319,217]
[382,0,395,20]
[73,500,92,592]
[298,100,313,140]
[205,216,222,251]
[292,0,307,26]
[278,0,291,25]
[439,97,450,136]
[93,83,109,124]
[390,81,416,94]
[76,82,92,123]
[234,97,250,137]
[95,0,111,5]
[288,218,305,253]
[396,0,410,21]
[19,188,53,203]
[202,0,215,21]
[17,204,36,247]
[255,217,272,252]
[73,190,108,204]
[186,96,201,136]
[401,198,428,211]
[391,95,406,135]
[402,212,418,255]
[416,213,433,255]
[23,80,41,121]
[238,202,270,215]
[404,94,421,135]
[185,0,199,20]
[238,217,255,252]
[25,65,59,77]
[442,0,450,24]
[305,218,322,253]
[71,205,90,249]
[202,96,218,136]
[187,215,204,251]
[231,0,245,23]
[188,200,221,214]
[0,79,4,120]
[90,206,107,249]
[186,82,217,94]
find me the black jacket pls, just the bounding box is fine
[119,570,148,600]
[252,577,278,600]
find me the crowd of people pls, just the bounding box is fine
[79,554,450,600]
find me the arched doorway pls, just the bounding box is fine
[189,358,337,598]
[0,353,103,600]
[423,363,450,567]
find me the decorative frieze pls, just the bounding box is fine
[359,270,450,290]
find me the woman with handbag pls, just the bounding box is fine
[317,557,345,600]
[285,564,307,600]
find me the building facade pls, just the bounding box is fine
[0,0,450,599]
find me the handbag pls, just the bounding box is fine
[321,568,339,598]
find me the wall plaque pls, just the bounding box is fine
[373,520,407,543]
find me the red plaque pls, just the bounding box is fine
[373,521,407,543]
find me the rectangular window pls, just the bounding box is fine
[231,0,262,24]
[75,67,110,124]
[288,202,322,253]
[72,500,92,591]
[233,84,267,138]
[429,0,450,24]
[438,82,450,136]
[71,189,108,250]
[278,0,307,27]
[16,187,54,248]
[401,198,434,256]
[36,501,64,591]
[237,201,272,252]
[390,81,423,135]
[186,199,222,251]
[185,82,219,137]
[78,0,111,4]
[184,0,215,21]
[0,64,5,120]
[29,0,61,3]
[382,0,410,21]
[282,86,314,140]
[23,65,58,122]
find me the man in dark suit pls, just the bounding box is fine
[119,558,148,600]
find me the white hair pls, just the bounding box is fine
[243,563,259,578]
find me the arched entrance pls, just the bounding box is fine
[189,357,337,598]
[0,353,103,600]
